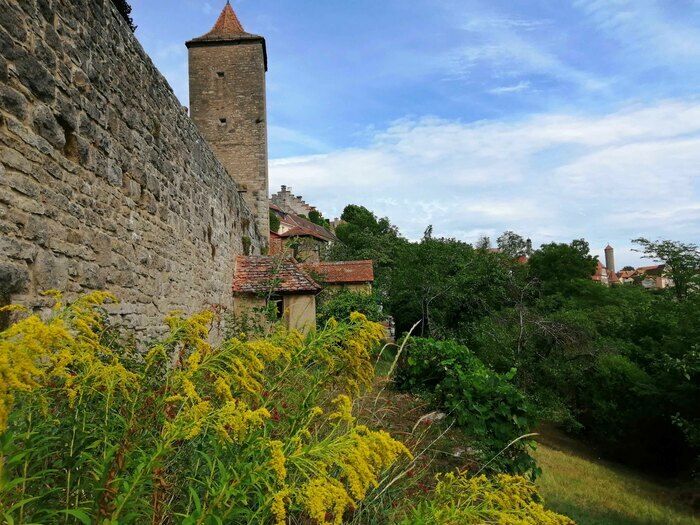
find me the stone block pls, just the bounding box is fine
[0,85,28,120]
[32,104,65,150]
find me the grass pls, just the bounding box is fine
[533,441,698,525]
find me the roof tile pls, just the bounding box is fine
[302,260,374,284]
[233,256,322,294]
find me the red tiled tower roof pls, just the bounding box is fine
[233,256,322,294]
[202,2,245,38]
[186,2,268,70]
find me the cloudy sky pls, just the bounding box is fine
[130,0,700,268]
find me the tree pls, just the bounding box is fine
[497,231,529,258]
[622,265,635,272]
[308,209,330,229]
[528,239,597,284]
[476,236,492,251]
[633,238,700,300]
[269,210,280,234]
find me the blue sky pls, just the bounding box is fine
[130,0,700,268]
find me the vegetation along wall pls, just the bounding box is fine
[0,0,264,337]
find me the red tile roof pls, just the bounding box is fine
[206,2,245,36]
[302,260,374,284]
[186,2,268,70]
[233,256,322,294]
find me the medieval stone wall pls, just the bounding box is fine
[0,0,263,336]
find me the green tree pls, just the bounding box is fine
[633,238,700,300]
[497,231,530,258]
[269,210,281,234]
[528,239,597,285]
[308,209,331,229]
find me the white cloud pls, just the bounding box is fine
[576,0,700,61]
[270,99,700,266]
[489,81,532,94]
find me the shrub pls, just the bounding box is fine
[111,0,136,31]
[397,471,574,524]
[269,209,281,233]
[317,290,385,325]
[0,293,410,524]
[396,338,537,476]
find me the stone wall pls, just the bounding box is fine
[0,0,263,337]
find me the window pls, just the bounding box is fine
[217,71,225,78]
[219,118,227,125]
[270,294,284,320]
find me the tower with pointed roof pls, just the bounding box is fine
[186,1,269,244]
[605,244,615,274]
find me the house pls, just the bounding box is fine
[269,204,337,262]
[232,256,322,334]
[593,260,620,286]
[302,260,375,294]
[635,264,673,290]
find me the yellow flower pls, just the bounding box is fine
[271,488,290,525]
[269,440,287,482]
[329,394,354,424]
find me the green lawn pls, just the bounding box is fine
[533,443,698,525]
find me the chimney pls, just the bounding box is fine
[604,245,615,274]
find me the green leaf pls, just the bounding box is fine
[59,509,92,525]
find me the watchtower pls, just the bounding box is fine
[186,2,269,243]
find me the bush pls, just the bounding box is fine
[111,0,136,31]
[269,209,281,233]
[0,293,410,524]
[396,338,537,476]
[397,472,574,524]
[317,290,385,325]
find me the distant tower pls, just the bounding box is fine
[186,1,269,243]
[605,244,615,273]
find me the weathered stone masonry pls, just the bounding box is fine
[0,0,263,336]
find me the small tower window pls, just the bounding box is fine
[217,71,225,78]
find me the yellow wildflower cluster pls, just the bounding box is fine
[0,291,134,431]
[322,313,385,397]
[301,477,354,525]
[165,397,270,443]
[294,425,411,524]
[409,471,575,524]
[328,394,354,424]
[269,440,287,482]
[271,488,291,525]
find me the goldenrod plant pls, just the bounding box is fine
[396,471,574,524]
[0,292,409,524]
[0,292,576,524]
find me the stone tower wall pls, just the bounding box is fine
[0,0,263,337]
[188,41,269,243]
